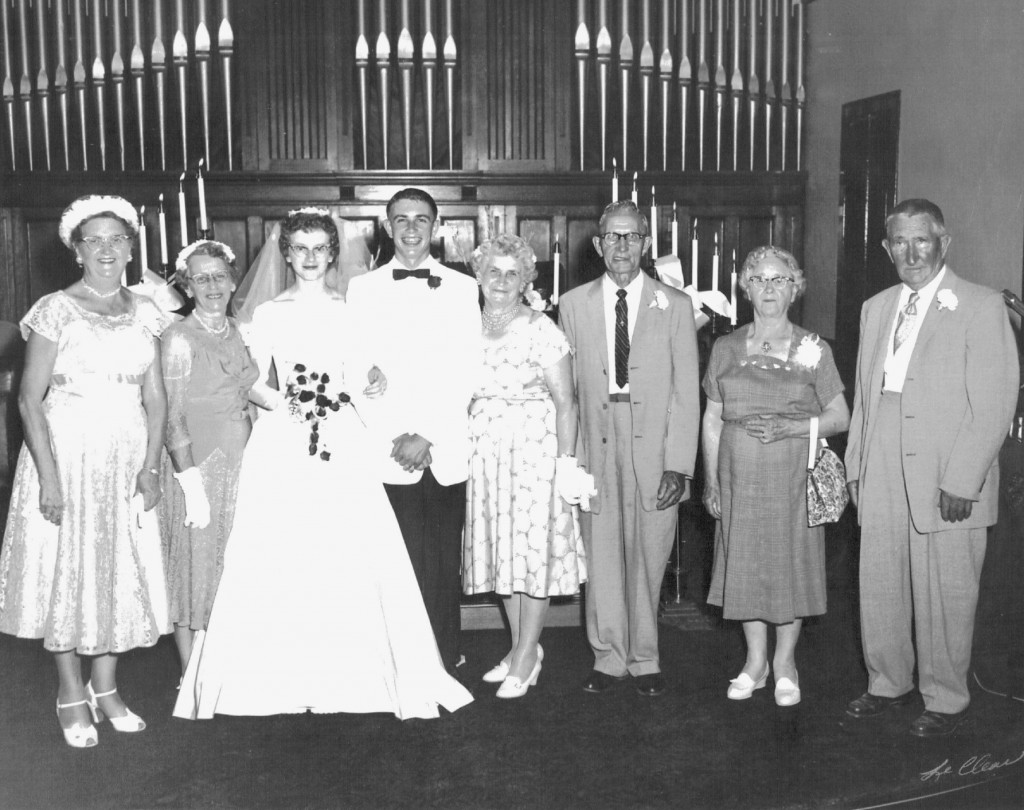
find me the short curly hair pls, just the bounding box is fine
[738,245,806,301]
[175,241,239,287]
[470,234,538,285]
[598,200,649,235]
[278,210,340,259]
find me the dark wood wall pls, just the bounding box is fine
[0,0,806,325]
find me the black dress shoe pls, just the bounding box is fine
[634,673,666,697]
[845,691,914,718]
[581,670,628,693]
[910,709,969,738]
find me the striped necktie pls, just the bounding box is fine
[615,289,629,388]
[893,291,919,353]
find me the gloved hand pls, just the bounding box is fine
[555,456,598,512]
[173,466,212,529]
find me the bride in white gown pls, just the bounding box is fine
[173,209,473,720]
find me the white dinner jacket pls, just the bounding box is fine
[346,256,482,486]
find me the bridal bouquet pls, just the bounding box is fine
[286,364,353,461]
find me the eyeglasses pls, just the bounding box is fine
[289,244,332,260]
[189,271,232,287]
[748,275,794,290]
[78,235,133,251]
[600,232,645,246]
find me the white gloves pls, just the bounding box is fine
[555,456,598,512]
[173,467,211,529]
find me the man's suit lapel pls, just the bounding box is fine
[907,269,959,364]
[630,275,657,356]
[586,279,608,378]
[867,288,900,394]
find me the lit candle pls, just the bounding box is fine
[197,158,209,231]
[671,202,678,257]
[691,219,698,289]
[730,249,738,325]
[631,172,638,206]
[158,194,169,268]
[611,157,619,201]
[552,236,561,305]
[650,186,658,261]
[178,173,188,247]
[138,205,148,272]
[711,231,720,293]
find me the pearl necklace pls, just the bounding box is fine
[82,281,121,298]
[193,311,230,338]
[482,303,521,333]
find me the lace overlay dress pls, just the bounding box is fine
[702,327,844,623]
[174,296,473,720]
[463,315,587,598]
[159,317,258,631]
[0,292,170,653]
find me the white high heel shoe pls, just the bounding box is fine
[56,697,98,748]
[774,675,801,707]
[86,682,146,733]
[496,658,542,699]
[727,665,770,700]
[483,643,543,684]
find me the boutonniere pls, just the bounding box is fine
[793,334,823,369]
[648,290,669,310]
[936,289,958,311]
[524,284,552,312]
[427,275,442,289]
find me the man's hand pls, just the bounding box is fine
[847,480,858,509]
[939,489,973,523]
[391,433,432,473]
[702,481,721,519]
[656,471,690,510]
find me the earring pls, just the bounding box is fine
[75,257,83,265]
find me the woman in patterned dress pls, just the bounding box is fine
[0,196,169,747]
[701,246,850,707]
[463,235,591,699]
[160,240,262,675]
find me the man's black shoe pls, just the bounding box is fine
[581,670,628,693]
[845,691,914,719]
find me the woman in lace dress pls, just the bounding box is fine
[0,196,169,747]
[160,241,262,675]
[463,235,591,699]
[173,209,473,720]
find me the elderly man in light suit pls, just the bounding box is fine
[347,188,481,674]
[559,201,699,697]
[844,198,1019,737]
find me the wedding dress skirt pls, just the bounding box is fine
[173,373,473,721]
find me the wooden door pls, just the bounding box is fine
[833,91,900,395]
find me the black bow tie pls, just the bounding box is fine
[393,267,431,281]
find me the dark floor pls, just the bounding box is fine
[2,508,1024,809]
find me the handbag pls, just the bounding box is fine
[806,416,849,526]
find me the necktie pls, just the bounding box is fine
[892,291,919,353]
[615,289,629,388]
[393,267,430,281]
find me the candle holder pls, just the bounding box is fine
[197,227,213,240]
[161,262,171,281]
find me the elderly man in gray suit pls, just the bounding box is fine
[559,201,699,697]
[844,198,1019,736]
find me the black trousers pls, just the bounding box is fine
[384,468,466,672]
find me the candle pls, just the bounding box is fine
[730,249,737,325]
[178,173,188,247]
[197,158,209,231]
[158,194,169,268]
[552,237,561,305]
[711,231,720,293]
[631,172,638,206]
[671,202,678,257]
[611,157,618,202]
[650,186,658,261]
[691,219,698,289]
[138,205,148,272]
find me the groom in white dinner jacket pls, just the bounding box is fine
[346,188,481,673]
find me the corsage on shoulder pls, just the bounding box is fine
[524,284,551,312]
[287,364,355,461]
[936,289,958,311]
[648,290,669,310]
[793,334,823,369]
